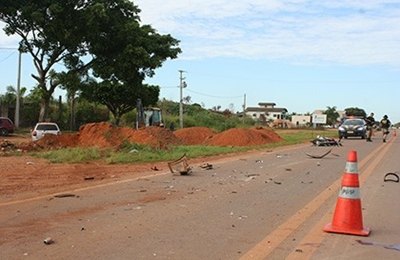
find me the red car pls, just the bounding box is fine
[0,117,15,136]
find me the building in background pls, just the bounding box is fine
[291,115,311,127]
[245,102,288,127]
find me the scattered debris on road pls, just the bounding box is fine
[150,166,160,171]
[383,172,399,183]
[356,240,400,251]
[311,136,342,146]
[305,149,332,159]
[199,163,213,170]
[54,193,77,198]
[168,154,192,175]
[43,237,54,245]
[0,140,17,153]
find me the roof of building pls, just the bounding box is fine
[245,107,288,113]
[258,102,276,107]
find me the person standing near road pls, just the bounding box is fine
[365,112,375,142]
[380,115,391,142]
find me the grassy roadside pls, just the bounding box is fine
[33,129,338,164]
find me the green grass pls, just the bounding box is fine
[32,129,339,164]
[34,147,106,163]
[106,143,247,164]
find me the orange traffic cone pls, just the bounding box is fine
[323,150,370,236]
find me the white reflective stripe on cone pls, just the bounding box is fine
[338,187,360,199]
[344,162,358,174]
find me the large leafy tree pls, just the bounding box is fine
[0,0,181,123]
[79,2,180,125]
[0,0,90,121]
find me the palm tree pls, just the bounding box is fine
[0,85,27,118]
[324,106,340,126]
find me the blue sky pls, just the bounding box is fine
[1,0,400,123]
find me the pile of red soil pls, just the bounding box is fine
[31,122,182,150]
[174,127,215,145]
[205,127,283,146]
[19,123,282,150]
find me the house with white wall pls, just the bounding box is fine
[291,115,311,127]
[245,102,288,123]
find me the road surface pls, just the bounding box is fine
[1,134,399,259]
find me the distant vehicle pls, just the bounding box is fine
[31,122,61,141]
[338,118,367,139]
[0,117,15,136]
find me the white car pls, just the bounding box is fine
[31,122,61,141]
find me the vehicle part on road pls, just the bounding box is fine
[311,136,342,146]
[383,172,399,183]
[199,163,213,170]
[168,154,192,175]
[43,237,54,245]
[323,150,370,236]
[305,149,332,159]
[356,240,400,251]
[54,193,77,198]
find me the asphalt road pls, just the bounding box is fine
[1,134,399,260]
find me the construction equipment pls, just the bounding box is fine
[136,99,164,129]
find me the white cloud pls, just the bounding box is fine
[0,22,20,48]
[1,2,400,66]
[135,0,400,66]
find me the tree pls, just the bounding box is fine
[1,0,180,123]
[0,85,27,117]
[82,6,181,124]
[0,1,92,121]
[323,106,340,126]
[81,81,159,125]
[57,70,87,130]
[344,107,366,118]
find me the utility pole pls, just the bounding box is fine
[15,49,22,128]
[179,70,187,129]
[242,94,246,123]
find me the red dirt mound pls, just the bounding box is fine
[125,126,182,148]
[174,127,215,145]
[29,122,182,149]
[205,127,282,146]
[17,123,282,150]
[77,122,182,148]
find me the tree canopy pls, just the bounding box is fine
[0,0,181,123]
[344,107,366,118]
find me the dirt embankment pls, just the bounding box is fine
[4,123,283,152]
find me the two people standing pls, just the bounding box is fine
[364,112,392,142]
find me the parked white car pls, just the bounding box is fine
[31,122,61,141]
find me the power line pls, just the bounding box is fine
[159,86,178,88]
[186,88,243,99]
[0,51,16,63]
